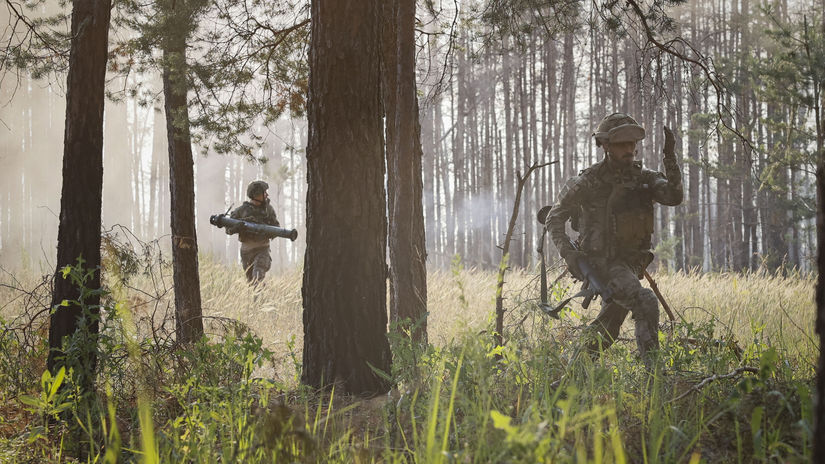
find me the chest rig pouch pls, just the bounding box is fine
[610,179,654,252]
[575,162,654,260]
[603,161,655,256]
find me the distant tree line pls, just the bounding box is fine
[2,0,821,277]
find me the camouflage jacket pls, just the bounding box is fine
[228,200,280,243]
[547,156,683,266]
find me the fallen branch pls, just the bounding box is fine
[669,367,759,403]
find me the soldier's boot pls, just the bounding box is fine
[632,289,661,372]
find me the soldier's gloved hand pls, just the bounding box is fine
[663,126,676,158]
[560,249,586,281]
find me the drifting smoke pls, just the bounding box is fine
[0,73,308,273]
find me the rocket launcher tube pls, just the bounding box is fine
[210,214,298,241]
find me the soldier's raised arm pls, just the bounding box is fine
[649,126,683,206]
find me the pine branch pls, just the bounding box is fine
[622,0,757,153]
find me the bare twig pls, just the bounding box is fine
[495,160,557,351]
[669,366,759,403]
[622,0,755,152]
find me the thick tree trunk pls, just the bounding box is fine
[386,0,428,342]
[302,0,392,396]
[814,65,825,463]
[47,0,112,390]
[162,30,204,345]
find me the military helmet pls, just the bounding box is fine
[593,113,645,147]
[247,180,269,199]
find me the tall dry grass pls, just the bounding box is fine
[0,252,817,462]
[192,256,816,371]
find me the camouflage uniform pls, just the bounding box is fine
[547,125,683,365]
[228,199,280,283]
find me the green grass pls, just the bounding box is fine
[0,249,816,463]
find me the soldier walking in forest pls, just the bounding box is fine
[226,180,281,284]
[546,113,683,369]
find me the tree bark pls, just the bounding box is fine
[813,29,825,457]
[816,160,825,462]
[386,0,428,343]
[47,0,112,391]
[162,22,204,345]
[302,0,392,396]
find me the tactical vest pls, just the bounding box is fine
[232,202,278,243]
[573,161,654,260]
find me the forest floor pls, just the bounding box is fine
[0,246,816,463]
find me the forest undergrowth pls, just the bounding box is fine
[0,236,816,462]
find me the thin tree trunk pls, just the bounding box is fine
[103,102,131,230]
[47,0,112,391]
[162,26,204,345]
[151,95,169,238]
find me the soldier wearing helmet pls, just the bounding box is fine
[227,180,281,284]
[545,113,683,368]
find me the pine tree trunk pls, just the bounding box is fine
[816,161,825,463]
[197,151,226,261]
[302,0,392,396]
[385,0,428,342]
[151,94,169,238]
[162,28,204,345]
[762,103,790,272]
[47,0,112,390]
[455,36,468,261]
[103,102,132,230]
[813,31,825,455]
[421,69,437,268]
[518,56,531,268]
[131,101,145,237]
[437,98,453,265]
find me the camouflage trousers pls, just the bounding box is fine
[581,259,660,366]
[240,245,272,284]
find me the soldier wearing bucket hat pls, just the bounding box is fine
[544,113,683,369]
